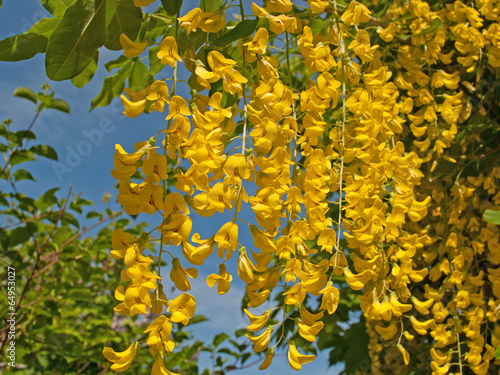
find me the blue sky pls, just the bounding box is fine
[0,1,344,374]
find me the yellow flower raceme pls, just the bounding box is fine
[178,8,201,34]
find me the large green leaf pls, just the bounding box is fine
[45,0,107,81]
[161,0,183,15]
[90,59,133,110]
[212,18,260,47]
[201,0,222,12]
[0,18,60,62]
[129,60,152,91]
[105,0,143,51]
[41,0,76,16]
[71,50,99,88]
[484,209,500,225]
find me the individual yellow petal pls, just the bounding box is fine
[119,33,147,58]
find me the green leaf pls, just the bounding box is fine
[105,0,143,51]
[48,98,71,113]
[35,187,60,211]
[10,150,36,166]
[30,145,58,161]
[0,17,60,62]
[495,344,500,360]
[212,333,229,347]
[105,54,129,72]
[41,0,76,16]
[201,0,222,12]
[161,0,183,15]
[71,50,98,88]
[149,45,163,75]
[46,0,107,81]
[128,60,152,91]
[90,59,133,110]
[13,87,37,104]
[484,209,500,225]
[190,315,209,324]
[212,18,259,47]
[9,226,31,247]
[13,169,35,181]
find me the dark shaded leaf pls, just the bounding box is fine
[30,145,58,160]
[46,0,107,80]
[129,60,152,91]
[105,54,129,72]
[105,0,143,51]
[71,50,99,88]
[0,17,60,61]
[90,59,133,110]
[9,226,31,247]
[213,333,229,347]
[13,169,35,181]
[201,0,222,12]
[161,0,183,15]
[212,18,259,47]
[41,0,75,16]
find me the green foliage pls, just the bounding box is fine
[45,0,107,80]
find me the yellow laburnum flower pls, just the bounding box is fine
[319,281,340,314]
[151,355,180,375]
[307,0,328,14]
[145,315,175,353]
[223,154,252,184]
[119,33,147,58]
[397,344,410,365]
[157,36,182,67]
[375,324,398,340]
[162,213,192,246]
[170,257,198,291]
[124,243,153,268]
[168,293,196,325]
[244,28,269,62]
[143,152,168,183]
[287,341,315,371]
[341,1,372,25]
[246,285,270,308]
[126,264,160,290]
[238,249,257,284]
[166,96,190,120]
[182,234,214,265]
[244,308,270,332]
[265,0,292,13]
[110,228,133,259]
[124,285,152,315]
[199,10,226,33]
[344,267,372,291]
[120,94,146,118]
[207,51,236,76]
[164,192,190,216]
[147,80,169,113]
[178,8,201,34]
[102,342,137,372]
[206,263,233,295]
[259,347,274,370]
[214,222,239,259]
[284,282,307,306]
[246,327,272,352]
[378,23,398,42]
[111,143,147,181]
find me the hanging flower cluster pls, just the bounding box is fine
[102,0,500,373]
